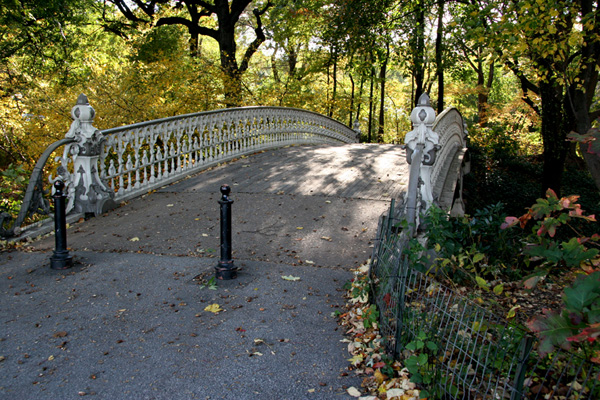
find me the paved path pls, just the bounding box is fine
[1,143,407,399]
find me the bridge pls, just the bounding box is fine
[0,94,468,399]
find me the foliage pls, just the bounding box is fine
[527,271,600,362]
[403,330,439,399]
[0,164,28,216]
[501,189,599,285]
[424,203,523,285]
[568,125,600,158]
[341,263,422,399]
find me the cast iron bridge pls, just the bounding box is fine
[1,94,468,267]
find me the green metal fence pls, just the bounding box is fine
[369,202,600,399]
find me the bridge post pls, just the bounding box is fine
[404,93,440,213]
[60,94,116,216]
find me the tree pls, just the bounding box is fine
[0,0,100,167]
[464,0,600,195]
[107,0,273,107]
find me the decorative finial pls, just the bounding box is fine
[76,93,89,106]
[417,93,430,107]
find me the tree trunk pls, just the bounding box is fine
[349,73,355,127]
[413,5,426,106]
[435,0,444,112]
[368,66,375,143]
[329,46,338,118]
[539,79,568,196]
[220,44,243,108]
[377,44,389,142]
[356,73,365,123]
[271,46,280,83]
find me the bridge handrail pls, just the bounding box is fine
[400,93,468,233]
[2,95,359,238]
[95,105,358,205]
[0,137,77,238]
[95,105,358,204]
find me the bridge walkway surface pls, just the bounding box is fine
[1,143,408,399]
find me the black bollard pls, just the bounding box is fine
[50,180,73,270]
[215,184,237,280]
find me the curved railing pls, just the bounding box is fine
[431,107,468,214]
[0,138,76,238]
[96,106,359,204]
[400,93,468,234]
[2,95,359,238]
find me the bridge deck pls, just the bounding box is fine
[3,143,408,399]
[29,143,408,269]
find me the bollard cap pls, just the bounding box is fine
[54,180,65,192]
[220,184,231,196]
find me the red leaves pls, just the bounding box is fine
[566,323,600,345]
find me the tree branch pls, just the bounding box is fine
[155,16,218,40]
[239,2,272,73]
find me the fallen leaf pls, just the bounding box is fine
[166,204,174,207]
[307,389,315,393]
[48,355,55,361]
[129,237,140,242]
[321,236,332,241]
[202,233,209,237]
[347,387,362,397]
[281,275,301,281]
[53,331,68,338]
[204,304,223,313]
[386,388,406,399]
[305,260,314,264]
[296,227,303,230]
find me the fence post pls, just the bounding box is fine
[510,335,534,400]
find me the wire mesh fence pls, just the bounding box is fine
[369,203,600,399]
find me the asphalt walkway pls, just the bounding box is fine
[1,143,407,399]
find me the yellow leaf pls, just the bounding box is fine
[374,369,386,384]
[493,284,504,295]
[347,354,363,366]
[204,304,223,313]
[507,305,521,319]
[129,237,140,242]
[296,227,303,230]
[281,275,300,281]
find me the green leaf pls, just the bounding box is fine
[476,276,490,291]
[426,341,438,352]
[473,253,485,263]
[493,284,504,295]
[564,272,600,311]
[281,275,301,281]
[527,310,573,355]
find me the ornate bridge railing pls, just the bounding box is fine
[1,94,359,238]
[369,96,599,399]
[400,93,468,234]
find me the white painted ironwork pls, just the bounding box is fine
[402,93,468,232]
[55,96,359,214]
[431,106,468,215]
